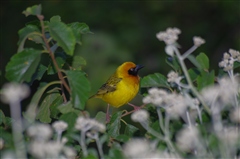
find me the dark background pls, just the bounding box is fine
[1,1,240,115]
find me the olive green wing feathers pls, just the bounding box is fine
[90,74,122,98]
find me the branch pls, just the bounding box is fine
[37,15,71,93]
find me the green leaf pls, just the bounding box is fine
[31,64,47,82]
[50,15,61,22]
[197,70,215,91]
[66,70,91,110]
[108,148,124,159]
[82,154,98,159]
[124,124,139,136]
[71,55,86,70]
[49,95,63,118]
[94,111,106,124]
[0,109,6,125]
[196,53,209,70]
[25,81,61,122]
[47,52,66,75]
[115,135,130,142]
[141,73,169,88]
[22,4,42,16]
[59,112,78,131]
[49,20,76,56]
[107,111,122,138]
[5,49,41,83]
[68,22,92,45]
[36,91,62,123]
[58,101,74,114]
[188,68,200,81]
[17,25,42,52]
[165,56,180,71]
[187,55,201,69]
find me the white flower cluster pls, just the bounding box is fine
[193,36,205,46]
[217,126,239,146]
[52,120,68,133]
[27,123,53,141]
[167,71,183,85]
[131,109,149,123]
[27,123,76,159]
[219,49,240,71]
[75,116,106,133]
[1,83,30,104]
[156,27,181,45]
[123,138,181,159]
[143,88,188,119]
[176,126,205,153]
[230,107,240,123]
[201,77,239,107]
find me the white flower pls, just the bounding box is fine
[230,107,240,123]
[75,117,106,133]
[229,48,240,59]
[143,88,188,119]
[201,77,239,107]
[176,126,205,153]
[164,93,188,119]
[52,120,68,133]
[217,126,239,146]
[167,71,183,84]
[219,49,240,71]
[193,36,205,46]
[142,88,167,106]
[44,141,63,158]
[156,27,181,45]
[27,123,53,141]
[1,83,30,104]
[123,139,153,159]
[131,109,149,123]
[28,141,46,159]
[63,146,76,158]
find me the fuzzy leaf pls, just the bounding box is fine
[66,70,91,110]
[49,19,76,55]
[5,49,41,83]
[141,73,169,88]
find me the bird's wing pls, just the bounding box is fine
[95,74,122,96]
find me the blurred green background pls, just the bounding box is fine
[1,1,239,115]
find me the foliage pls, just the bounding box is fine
[1,4,240,159]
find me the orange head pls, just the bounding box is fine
[116,62,144,78]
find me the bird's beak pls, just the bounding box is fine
[135,64,144,72]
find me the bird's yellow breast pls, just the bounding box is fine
[101,76,140,108]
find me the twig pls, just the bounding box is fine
[37,15,71,94]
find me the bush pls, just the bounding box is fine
[1,4,239,159]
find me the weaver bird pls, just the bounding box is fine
[90,62,144,122]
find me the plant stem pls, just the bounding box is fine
[80,131,88,157]
[10,101,27,159]
[173,46,211,114]
[37,15,71,94]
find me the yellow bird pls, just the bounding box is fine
[90,62,144,122]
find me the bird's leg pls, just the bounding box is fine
[128,103,141,111]
[106,104,111,123]
[121,103,146,117]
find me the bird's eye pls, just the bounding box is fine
[128,67,136,76]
